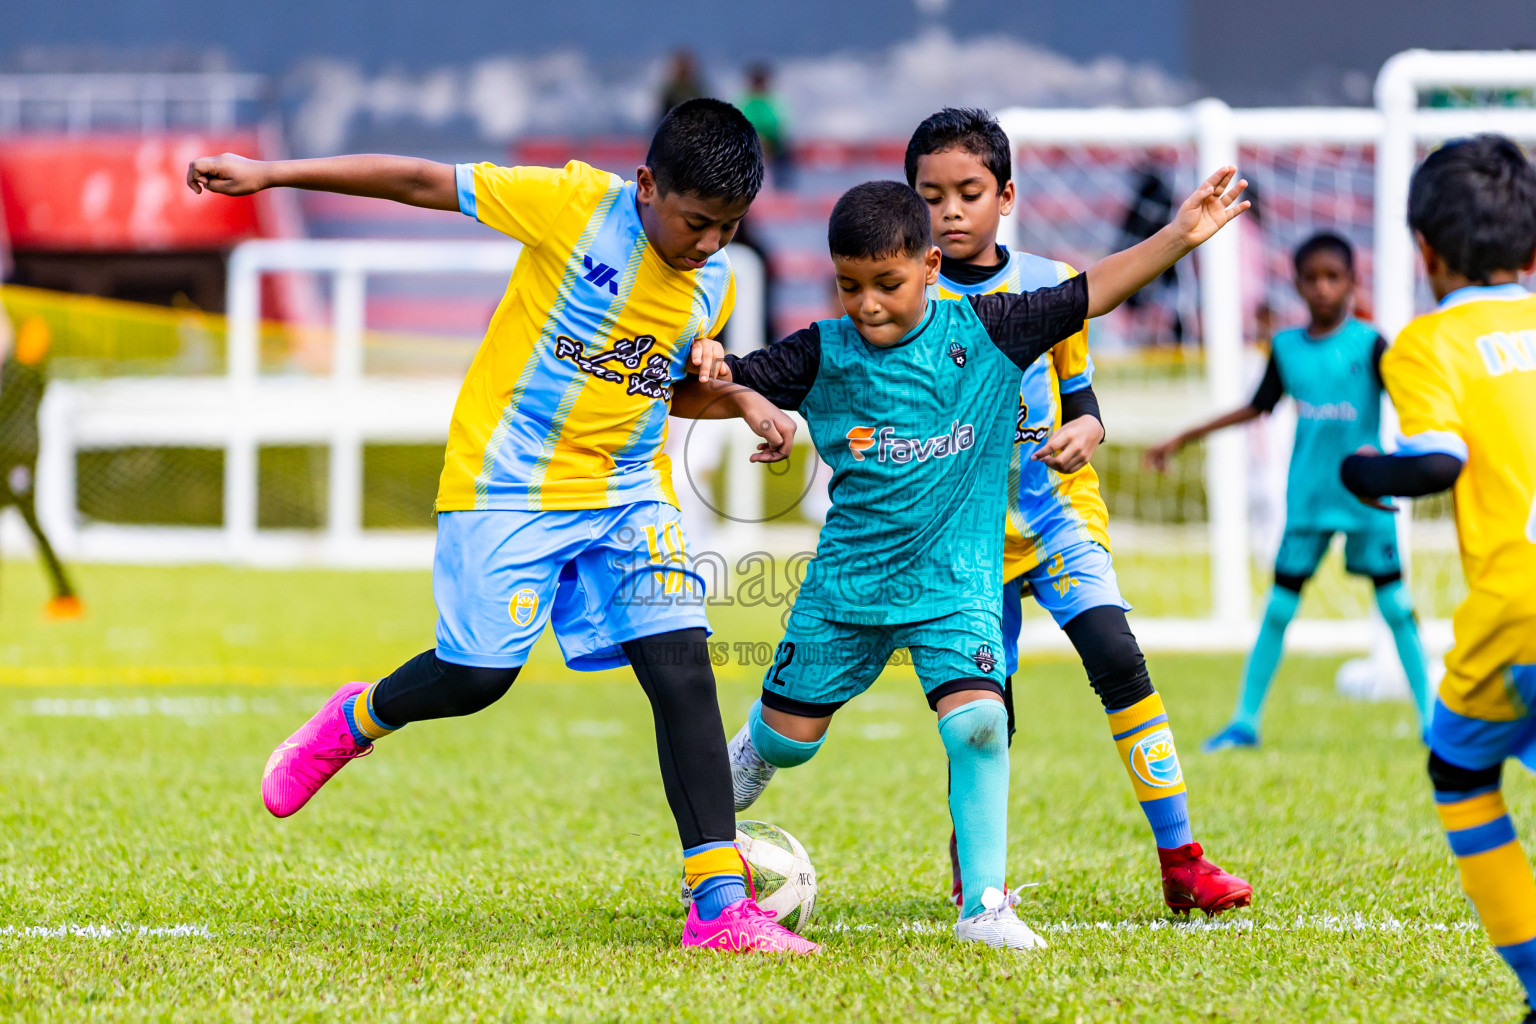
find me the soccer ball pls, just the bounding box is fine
[736,820,817,933]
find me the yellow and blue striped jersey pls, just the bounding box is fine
[1381,283,1536,707]
[933,247,1109,580]
[436,160,735,512]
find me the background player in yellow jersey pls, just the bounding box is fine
[186,100,817,954]
[905,108,1250,917]
[1341,134,1536,1023]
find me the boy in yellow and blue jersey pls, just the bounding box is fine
[907,108,1250,917]
[186,100,817,954]
[1341,134,1536,1024]
[1150,234,1433,750]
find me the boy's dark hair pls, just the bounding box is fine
[903,107,1011,193]
[646,98,764,201]
[828,181,932,260]
[1408,134,1536,283]
[1293,232,1355,275]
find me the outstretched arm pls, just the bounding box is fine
[1084,166,1249,319]
[1143,405,1260,472]
[186,153,458,210]
[1144,350,1281,472]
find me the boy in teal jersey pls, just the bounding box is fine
[674,169,1249,948]
[909,108,1249,917]
[1147,234,1432,750]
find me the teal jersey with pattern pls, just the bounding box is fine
[1266,318,1386,532]
[724,281,1089,627]
[798,302,1018,623]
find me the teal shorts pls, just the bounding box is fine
[759,606,1006,716]
[1273,517,1401,585]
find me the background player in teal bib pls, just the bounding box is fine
[1147,234,1432,750]
[674,169,1250,948]
[909,108,1250,918]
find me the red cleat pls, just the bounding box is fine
[1160,842,1252,916]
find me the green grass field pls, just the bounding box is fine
[0,559,1523,1022]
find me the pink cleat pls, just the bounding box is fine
[681,898,821,954]
[261,681,373,818]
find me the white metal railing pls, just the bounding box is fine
[0,73,265,134]
[40,239,770,567]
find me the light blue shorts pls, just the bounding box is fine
[433,504,710,672]
[1432,665,1536,772]
[1001,539,1131,676]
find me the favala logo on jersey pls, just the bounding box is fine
[845,421,975,463]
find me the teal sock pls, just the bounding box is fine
[747,700,824,768]
[1233,585,1300,732]
[1375,580,1433,728]
[938,700,1010,919]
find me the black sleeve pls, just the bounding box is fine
[1059,384,1103,433]
[968,274,1090,373]
[722,325,821,412]
[1340,451,1463,498]
[1248,353,1284,413]
[1371,333,1389,389]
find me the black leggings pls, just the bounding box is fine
[998,604,1154,744]
[1,477,74,601]
[370,628,734,850]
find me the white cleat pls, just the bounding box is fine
[954,887,1047,951]
[728,720,778,812]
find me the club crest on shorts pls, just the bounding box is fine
[948,341,967,368]
[509,588,540,628]
[1129,727,1183,788]
[972,643,997,674]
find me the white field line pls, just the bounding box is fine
[820,913,1479,936]
[0,924,212,938]
[17,696,279,720]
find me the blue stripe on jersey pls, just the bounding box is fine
[528,195,650,495]
[454,163,477,219]
[1395,429,1469,461]
[474,174,625,508]
[1438,283,1531,310]
[1059,353,1095,393]
[605,246,733,502]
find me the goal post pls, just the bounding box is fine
[998,50,1536,659]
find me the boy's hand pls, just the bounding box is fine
[690,336,726,383]
[186,154,269,196]
[1033,416,1103,473]
[1170,166,1250,249]
[735,390,796,463]
[1143,439,1179,473]
[1348,444,1399,511]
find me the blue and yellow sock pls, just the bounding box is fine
[1108,692,1193,850]
[1436,786,1536,998]
[938,700,1010,919]
[1375,580,1433,729]
[1233,585,1300,732]
[342,682,399,747]
[684,842,748,920]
